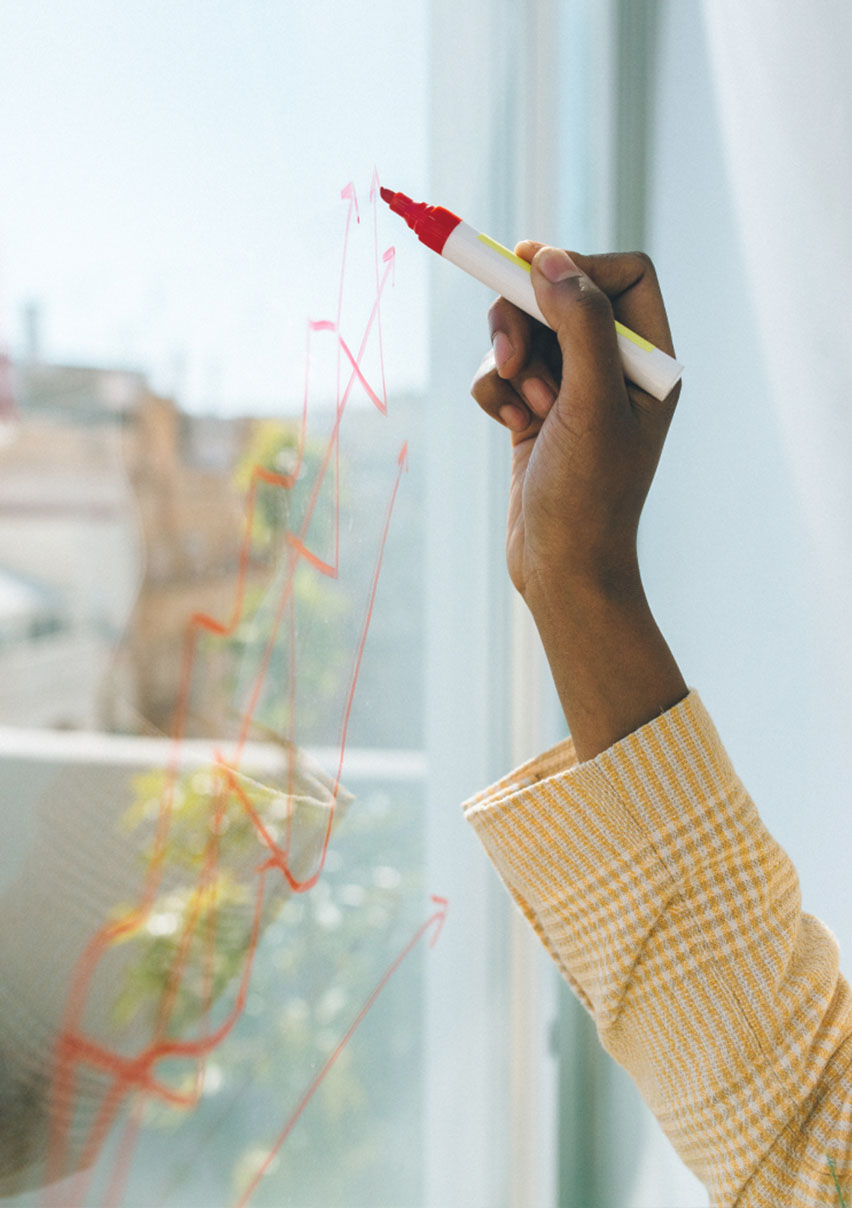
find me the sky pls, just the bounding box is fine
[0,0,429,413]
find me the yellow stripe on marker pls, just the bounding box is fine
[478,233,531,271]
[615,320,655,352]
[477,234,661,356]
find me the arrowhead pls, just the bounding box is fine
[383,245,396,286]
[340,181,360,223]
[428,895,449,947]
[369,166,381,201]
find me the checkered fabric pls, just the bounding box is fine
[463,692,852,1206]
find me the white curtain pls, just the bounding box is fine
[701,0,852,683]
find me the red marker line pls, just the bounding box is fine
[259,442,408,892]
[41,177,408,1204]
[234,896,449,1208]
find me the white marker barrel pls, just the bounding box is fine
[441,221,683,401]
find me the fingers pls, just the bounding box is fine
[528,247,628,412]
[478,245,564,420]
[486,295,534,379]
[473,242,678,437]
[470,347,552,443]
[473,283,561,437]
[519,241,676,361]
[559,250,681,419]
[528,245,676,360]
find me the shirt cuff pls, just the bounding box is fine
[460,689,754,1022]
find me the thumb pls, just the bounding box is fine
[529,246,627,406]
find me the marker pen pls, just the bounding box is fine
[380,187,683,402]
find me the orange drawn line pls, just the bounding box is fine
[258,442,408,892]
[231,250,396,761]
[235,896,449,1208]
[42,178,406,1203]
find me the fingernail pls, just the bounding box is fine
[491,330,514,373]
[498,403,527,431]
[538,247,582,283]
[521,377,556,416]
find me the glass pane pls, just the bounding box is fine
[0,4,437,1205]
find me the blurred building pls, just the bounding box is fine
[0,356,265,736]
[115,393,262,738]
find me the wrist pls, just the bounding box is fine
[523,556,646,629]
[523,566,687,763]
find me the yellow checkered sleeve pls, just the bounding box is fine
[463,691,852,1206]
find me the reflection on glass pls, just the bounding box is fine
[0,178,426,1206]
[0,1,431,1200]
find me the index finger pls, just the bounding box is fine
[514,241,676,360]
[488,295,537,379]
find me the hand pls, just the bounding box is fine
[471,244,680,608]
[470,244,687,760]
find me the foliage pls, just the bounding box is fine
[110,761,424,1207]
[108,407,427,1204]
[109,763,274,1039]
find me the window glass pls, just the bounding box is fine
[0,4,435,1205]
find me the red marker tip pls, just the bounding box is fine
[379,188,462,254]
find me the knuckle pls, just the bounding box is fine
[488,296,531,347]
[487,297,512,336]
[470,378,488,405]
[469,373,487,403]
[573,278,613,321]
[470,352,498,404]
[627,250,657,278]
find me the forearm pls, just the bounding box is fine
[526,569,687,763]
[471,245,686,760]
